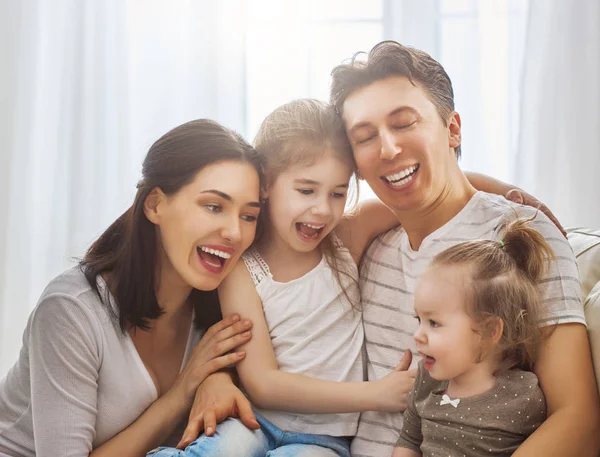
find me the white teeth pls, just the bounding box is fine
[198,246,231,259]
[390,173,415,187]
[303,223,325,229]
[385,165,418,183]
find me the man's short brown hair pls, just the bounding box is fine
[330,40,461,159]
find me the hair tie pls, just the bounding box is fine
[499,240,506,249]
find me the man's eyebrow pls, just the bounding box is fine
[201,189,260,208]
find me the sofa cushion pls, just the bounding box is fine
[567,227,600,302]
[585,281,600,395]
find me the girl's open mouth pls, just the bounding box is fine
[296,222,326,241]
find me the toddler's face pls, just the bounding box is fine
[413,265,484,382]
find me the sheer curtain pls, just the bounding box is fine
[0,0,247,375]
[514,0,600,229]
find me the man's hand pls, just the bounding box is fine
[505,188,567,237]
[176,371,260,449]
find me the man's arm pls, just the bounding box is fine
[513,323,600,456]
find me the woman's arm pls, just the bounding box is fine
[336,199,399,263]
[512,323,600,457]
[27,295,250,457]
[218,261,416,414]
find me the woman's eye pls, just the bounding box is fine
[205,204,222,213]
[298,189,313,195]
[241,214,258,222]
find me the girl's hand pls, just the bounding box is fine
[170,314,253,409]
[373,350,417,412]
[176,371,260,449]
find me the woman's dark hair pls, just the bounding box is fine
[80,119,263,332]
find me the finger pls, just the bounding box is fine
[199,352,246,380]
[214,319,253,343]
[406,368,418,378]
[236,394,260,430]
[395,349,412,371]
[203,409,217,437]
[204,314,241,340]
[177,416,204,450]
[541,208,567,238]
[505,189,524,205]
[211,331,252,358]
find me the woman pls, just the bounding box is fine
[0,119,263,457]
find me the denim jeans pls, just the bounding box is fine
[147,412,351,457]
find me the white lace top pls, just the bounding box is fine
[241,242,364,437]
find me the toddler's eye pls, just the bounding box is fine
[430,320,440,328]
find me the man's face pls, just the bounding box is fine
[342,76,461,214]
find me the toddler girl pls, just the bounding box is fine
[393,217,554,457]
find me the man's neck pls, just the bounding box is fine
[397,172,477,250]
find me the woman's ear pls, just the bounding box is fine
[144,187,165,225]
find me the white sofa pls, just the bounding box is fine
[567,227,600,394]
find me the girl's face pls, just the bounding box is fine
[265,150,353,255]
[145,160,261,292]
[413,265,487,384]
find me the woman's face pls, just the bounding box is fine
[146,160,261,292]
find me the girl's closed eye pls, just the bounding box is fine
[330,192,346,199]
[297,189,314,195]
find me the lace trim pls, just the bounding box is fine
[242,248,271,286]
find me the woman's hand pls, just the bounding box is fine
[170,314,253,411]
[176,371,260,449]
[372,350,417,412]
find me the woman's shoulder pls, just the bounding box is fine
[32,267,112,337]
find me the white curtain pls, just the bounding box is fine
[0,0,246,376]
[514,0,600,229]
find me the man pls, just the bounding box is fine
[330,41,600,457]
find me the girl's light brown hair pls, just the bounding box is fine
[253,99,360,307]
[432,215,556,371]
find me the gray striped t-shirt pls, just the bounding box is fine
[350,191,584,457]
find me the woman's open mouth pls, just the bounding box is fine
[197,245,232,274]
[295,222,326,242]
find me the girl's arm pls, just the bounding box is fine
[218,261,416,414]
[512,323,600,457]
[464,171,566,236]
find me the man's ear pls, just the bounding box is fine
[448,111,462,150]
[144,187,166,225]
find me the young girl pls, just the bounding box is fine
[149,99,412,457]
[393,217,555,457]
